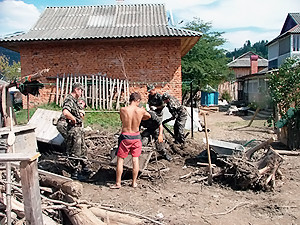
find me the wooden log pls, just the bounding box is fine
[90,207,144,224]
[197,162,216,167]
[247,107,260,127]
[274,150,300,156]
[245,137,275,159]
[42,213,59,225]
[64,204,106,225]
[39,173,83,198]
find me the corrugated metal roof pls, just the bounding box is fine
[290,13,300,24]
[228,59,268,67]
[227,51,268,67]
[1,4,201,42]
[268,13,300,46]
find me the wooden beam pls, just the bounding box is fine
[20,159,44,225]
[0,153,40,162]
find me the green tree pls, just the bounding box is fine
[0,55,21,81]
[268,57,300,114]
[181,18,232,90]
[226,40,268,59]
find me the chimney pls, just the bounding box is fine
[250,55,258,74]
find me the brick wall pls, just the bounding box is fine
[20,38,182,108]
[232,66,267,79]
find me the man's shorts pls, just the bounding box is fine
[117,132,142,158]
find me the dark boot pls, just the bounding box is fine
[71,170,79,180]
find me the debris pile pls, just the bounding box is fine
[180,137,284,191]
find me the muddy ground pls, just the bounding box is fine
[44,111,300,225]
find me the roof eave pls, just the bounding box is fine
[181,36,201,57]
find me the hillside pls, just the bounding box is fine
[0,47,20,65]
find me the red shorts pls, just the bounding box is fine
[117,132,142,158]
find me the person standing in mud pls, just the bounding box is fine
[162,93,188,144]
[111,92,151,189]
[56,83,89,179]
[140,110,172,161]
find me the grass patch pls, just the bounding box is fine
[15,103,121,132]
[85,111,121,131]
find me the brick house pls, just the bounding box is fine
[219,51,268,103]
[0,4,201,108]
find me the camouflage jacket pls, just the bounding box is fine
[140,110,161,131]
[60,94,82,125]
[148,93,163,108]
[166,95,187,118]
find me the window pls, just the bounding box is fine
[293,35,300,51]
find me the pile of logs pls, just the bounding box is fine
[0,167,152,224]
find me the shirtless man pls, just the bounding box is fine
[111,92,151,189]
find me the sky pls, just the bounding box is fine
[0,0,300,51]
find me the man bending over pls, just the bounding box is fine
[111,92,151,189]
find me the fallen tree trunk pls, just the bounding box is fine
[39,172,83,198]
[64,205,106,225]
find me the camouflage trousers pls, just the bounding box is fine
[174,113,187,144]
[141,128,167,156]
[57,120,86,157]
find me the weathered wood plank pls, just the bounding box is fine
[0,153,40,162]
[20,160,44,225]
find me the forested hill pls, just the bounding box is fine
[226,40,268,60]
[0,47,20,65]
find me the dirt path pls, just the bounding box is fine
[81,111,300,225]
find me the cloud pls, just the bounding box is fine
[167,0,300,50]
[0,0,40,37]
[1,0,299,51]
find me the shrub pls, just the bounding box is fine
[221,91,232,103]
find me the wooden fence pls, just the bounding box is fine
[56,73,129,110]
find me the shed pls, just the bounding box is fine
[200,85,218,106]
[0,4,202,108]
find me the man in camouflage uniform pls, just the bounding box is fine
[147,84,165,122]
[162,93,188,144]
[140,110,172,161]
[57,83,88,179]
